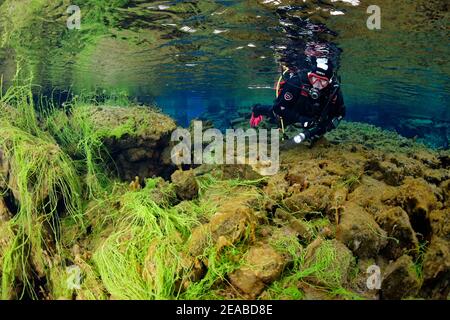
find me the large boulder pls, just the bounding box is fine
[336,203,388,258]
[429,209,450,241]
[228,243,286,298]
[76,105,177,181]
[394,178,440,216]
[389,177,440,239]
[365,157,405,186]
[171,169,199,201]
[376,207,419,260]
[302,238,355,289]
[348,176,397,215]
[284,184,333,214]
[381,255,421,300]
[420,236,450,299]
[187,201,256,257]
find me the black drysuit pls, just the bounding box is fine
[253,72,346,141]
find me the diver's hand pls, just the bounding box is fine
[293,133,306,144]
[250,112,263,127]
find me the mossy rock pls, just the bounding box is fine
[228,243,287,298]
[74,105,176,140]
[284,184,333,214]
[70,105,178,181]
[302,238,355,289]
[336,203,388,258]
[381,255,421,300]
[376,207,419,260]
[429,209,450,241]
[171,169,199,201]
[420,236,450,299]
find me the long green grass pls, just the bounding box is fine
[92,185,199,300]
[0,82,368,301]
[0,85,83,299]
[264,239,360,300]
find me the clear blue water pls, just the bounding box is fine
[0,0,449,147]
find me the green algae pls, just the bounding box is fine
[0,84,448,300]
[0,87,83,299]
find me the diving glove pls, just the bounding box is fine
[250,112,263,128]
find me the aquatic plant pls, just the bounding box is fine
[264,238,359,300]
[0,122,82,299]
[92,182,201,299]
[44,106,112,198]
[0,82,86,299]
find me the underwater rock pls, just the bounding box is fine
[381,255,420,300]
[440,179,450,208]
[187,201,256,257]
[273,207,291,222]
[303,238,355,288]
[358,139,446,186]
[336,203,388,258]
[79,106,177,181]
[376,207,419,260]
[413,149,441,168]
[264,172,289,201]
[390,177,440,239]
[228,243,286,298]
[194,164,262,181]
[420,236,450,299]
[272,207,314,242]
[210,205,255,244]
[348,176,397,215]
[298,283,335,300]
[187,225,211,258]
[245,243,287,282]
[429,209,450,241]
[171,169,199,201]
[395,177,440,215]
[365,157,405,186]
[422,167,450,185]
[268,226,303,263]
[228,268,265,298]
[284,184,332,214]
[388,154,424,178]
[145,177,177,205]
[0,197,12,222]
[289,219,315,243]
[438,153,450,169]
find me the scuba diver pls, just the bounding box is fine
[249,56,345,145]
